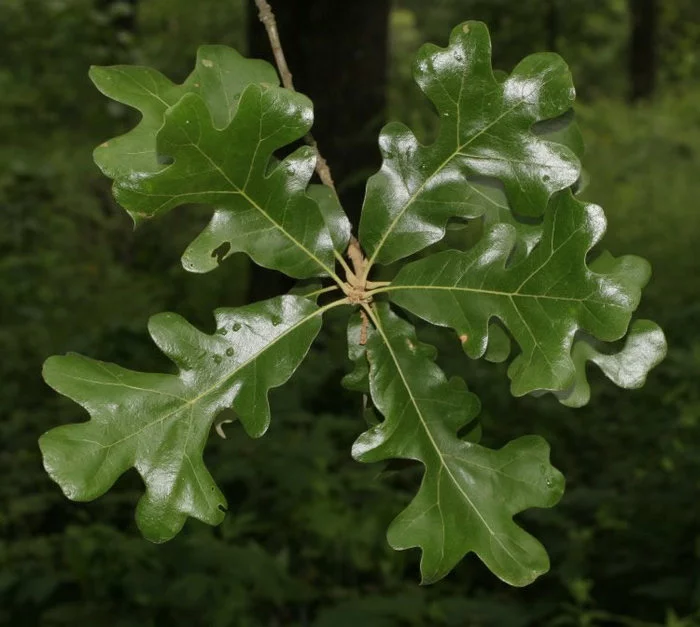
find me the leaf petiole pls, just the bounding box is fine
[334,249,355,281]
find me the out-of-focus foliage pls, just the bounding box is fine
[2,0,700,625]
[659,0,700,87]
[136,0,246,78]
[577,90,700,314]
[392,0,630,100]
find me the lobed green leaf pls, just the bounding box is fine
[355,304,564,585]
[555,319,667,407]
[386,191,651,397]
[358,21,580,267]
[92,46,344,279]
[91,46,278,180]
[40,295,330,542]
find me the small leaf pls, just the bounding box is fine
[356,304,564,586]
[342,312,370,394]
[387,191,650,397]
[359,21,580,267]
[555,319,667,407]
[40,296,330,542]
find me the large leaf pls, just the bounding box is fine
[39,295,334,542]
[358,21,580,267]
[385,191,651,397]
[92,48,338,279]
[91,45,278,180]
[114,89,335,278]
[355,304,564,586]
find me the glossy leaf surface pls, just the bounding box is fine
[555,319,667,407]
[116,89,335,278]
[37,20,666,590]
[40,296,326,542]
[93,48,338,279]
[359,21,580,266]
[387,192,651,397]
[341,312,370,394]
[91,46,277,180]
[460,111,586,266]
[307,184,352,253]
[356,304,564,585]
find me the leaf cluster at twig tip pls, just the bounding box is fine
[39,4,666,587]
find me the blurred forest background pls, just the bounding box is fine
[1,0,700,625]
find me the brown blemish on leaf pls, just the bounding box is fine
[459,334,468,344]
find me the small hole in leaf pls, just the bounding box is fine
[217,504,228,513]
[211,242,231,264]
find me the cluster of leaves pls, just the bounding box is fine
[39,21,665,586]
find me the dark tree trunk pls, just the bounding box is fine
[546,0,559,52]
[628,0,658,100]
[246,0,390,301]
[98,0,138,34]
[247,0,389,225]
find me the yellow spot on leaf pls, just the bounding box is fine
[201,59,214,68]
[100,142,109,148]
[462,24,470,33]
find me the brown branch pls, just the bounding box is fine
[253,0,367,283]
[253,0,336,192]
[347,235,365,277]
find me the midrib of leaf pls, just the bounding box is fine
[371,202,623,309]
[57,371,186,401]
[189,140,341,283]
[363,94,527,278]
[113,68,173,109]
[370,284,621,308]
[81,298,348,450]
[363,304,519,564]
